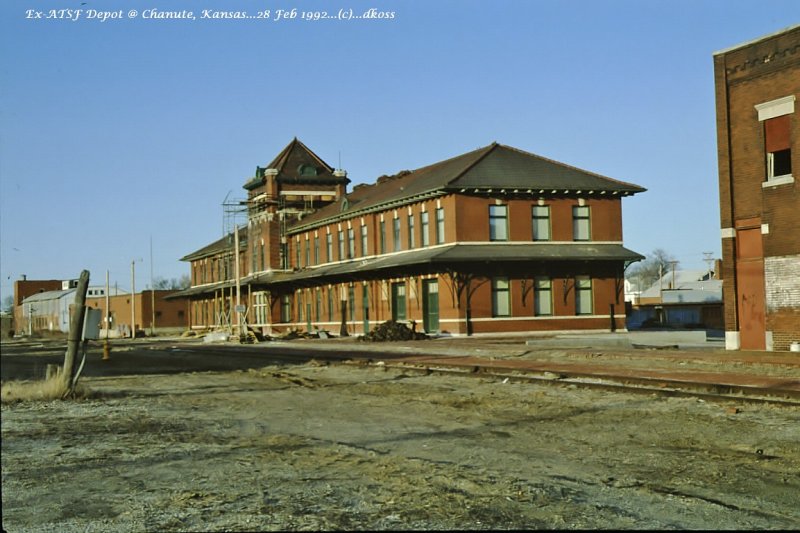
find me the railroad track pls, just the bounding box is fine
[341,359,800,408]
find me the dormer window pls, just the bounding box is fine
[297,164,318,177]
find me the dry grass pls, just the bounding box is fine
[1,374,89,404]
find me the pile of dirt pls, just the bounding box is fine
[360,320,429,342]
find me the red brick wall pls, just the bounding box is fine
[714,25,800,349]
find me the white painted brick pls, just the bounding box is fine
[765,255,800,310]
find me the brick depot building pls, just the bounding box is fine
[174,138,645,337]
[713,24,800,351]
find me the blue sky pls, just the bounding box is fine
[1,0,799,300]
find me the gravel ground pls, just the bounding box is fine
[2,356,799,531]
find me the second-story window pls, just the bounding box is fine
[765,115,792,179]
[379,220,386,254]
[436,207,445,244]
[532,206,551,241]
[756,95,795,183]
[304,239,310,267]
[361,225,368,257]
[295,240,301,268]
[338,229,345,261]
[314,235,320,265]
[393,218,401,252]
[407,214,415,249]
[489,205,508,241]
[326,233,333,262]
[420,211,430,247]
[347,228,355,259]
[572,206,590,241]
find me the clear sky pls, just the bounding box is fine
[1,0,799,301]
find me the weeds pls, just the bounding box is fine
[1,374,89,404]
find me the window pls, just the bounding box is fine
[532,206,551,241]
[572,206,590,241]
[380,220,386,254]
[348,284,356,321]
[392,282,406,321]
[765,115,792,179]
[297,292,304,322]
[327,288,334,321]
[489,205,508,241]
[361,225,368,257]
[253,291,269,324]
[575,276,592,315]
[393,218,401,252]
[347,228,355,259]
[491,278,510,317]
[756,95,795,185]
[280,295,291,322]
[315,289,322,321]
[326,233,333,262]
[260,243,266,271]
[295,240,301,268]
[420,211,430,247]
[314,236,320,265]
[280,243,289,270]
[338,229,345,260]
[436,208,445,244]
[304,239,310,267]
[407,214,415,249]
[534,278,552,316]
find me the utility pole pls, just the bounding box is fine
[234,224,242,338]
[668,261,679,290]
[103,270,111,360]
[131,260,136,338]
[703,251,714,278]
[150,236,156,336]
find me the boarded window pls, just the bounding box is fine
[765,115,792,179]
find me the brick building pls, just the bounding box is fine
[175,138,645,337]
[713,24,800,350]
[13,277,187,337]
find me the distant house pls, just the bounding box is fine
[628,270,723,330]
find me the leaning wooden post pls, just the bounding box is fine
[63,270,90,392]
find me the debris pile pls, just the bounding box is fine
[360,320,429,342]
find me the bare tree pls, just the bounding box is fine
[627,248,678,291]
[2,295,13,314]
[153,275,191,290]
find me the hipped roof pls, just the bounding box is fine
[293,142,645,231]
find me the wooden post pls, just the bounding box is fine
[63,270,90,392]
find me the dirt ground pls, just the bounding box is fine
[2,340,800,531]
